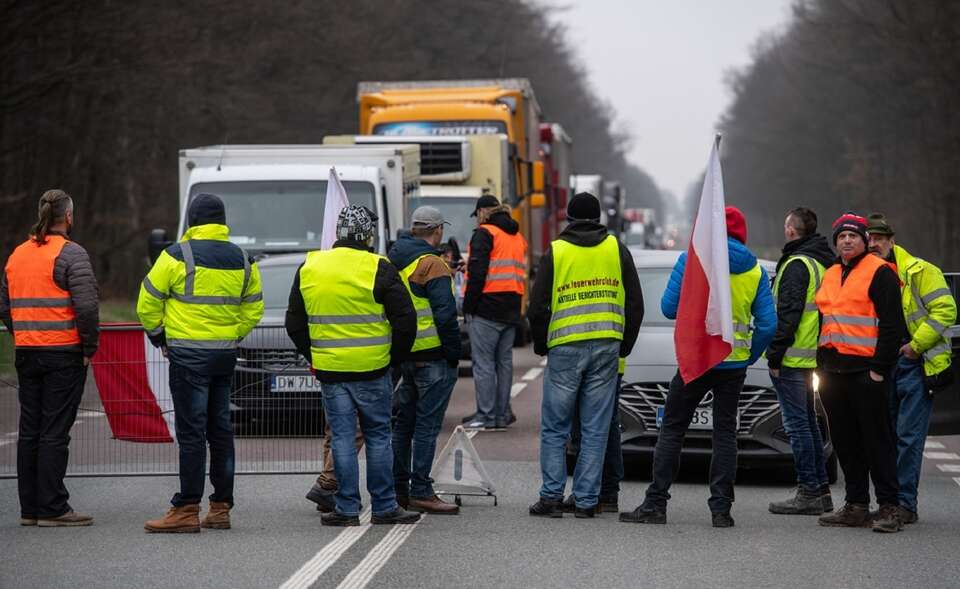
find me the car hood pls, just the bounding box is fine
[624,324,770,386]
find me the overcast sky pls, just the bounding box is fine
[545,0,793,201]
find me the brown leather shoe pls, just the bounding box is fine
[144,505,201,533]
[20,517,37,526]
[408,495,460,515]
[37,511,93,527]
[201,501,232,530]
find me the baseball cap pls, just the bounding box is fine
[410,206,450,229]
[470,194,501,217]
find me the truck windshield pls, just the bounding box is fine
[188,180,376,251]
[407,196,478,252]
[373,121,508,136]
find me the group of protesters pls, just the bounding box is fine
[0,188,954,536]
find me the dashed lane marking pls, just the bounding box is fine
[279,509,373,589]
[521,367,543,381]
[936,464,960,473]
[923,452,960,460]
[335,516,425,589]
[510,382,527,399]
[924,441,945,449]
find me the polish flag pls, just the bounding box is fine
[320,166,350,250]
[675,136,734,383]
[91,325,175,443]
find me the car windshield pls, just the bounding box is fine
[258,263,301,309]
[407,196,478,252]
[637,267,673,326]
[189,180,376,251]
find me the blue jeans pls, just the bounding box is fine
[539,339,619,509]
[570,376,624,499]
[771,367,828,492]
[393,360,458,498]
[169,361,235,507]
[323,373,398,516]
[889,356,933,512]
[468,316,514,426]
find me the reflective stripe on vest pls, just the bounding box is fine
[468,224,527,295]
[894,244,954,377]
[815,254,892,357]
[399,254,442,352]
[773,255,825,368]
[547,235,625,348]
[4,235,81,348]
[725,263,763,362]
[300,248,391,372]
[173,240,251,306]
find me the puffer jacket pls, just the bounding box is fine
[661,237,776,369]
[0,230,100,357]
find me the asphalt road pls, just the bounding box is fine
[2,345,960,588]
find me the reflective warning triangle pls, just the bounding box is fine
[431,425,496,495]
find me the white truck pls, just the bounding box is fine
[149,144,420,260]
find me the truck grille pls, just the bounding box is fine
[418,141,466,177]
[619,382,779,435]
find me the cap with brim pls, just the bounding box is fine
[866,213,894,236]
[410,205,450,229]
[470,194,501,217]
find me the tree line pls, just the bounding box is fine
[0,0,664,295]
[719,0,960,267]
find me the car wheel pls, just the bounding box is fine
[826,452,839,484]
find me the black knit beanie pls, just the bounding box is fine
[567,192,601,222]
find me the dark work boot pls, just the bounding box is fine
[619,504,666,524]
[599,495,619,513]
[897,506,918,525]
[320,511,360,527]
[818,502,870,527]
[306,483,337,513]
[574,505,598,518]
[872,504,903,533]
[712,512,735,528]
[371,508,421,525]
[529,498,564,518]
[560,495,576,514]
[768,488,824,515]
[819,486,834,513]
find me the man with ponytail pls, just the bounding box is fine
[1,189,100,527]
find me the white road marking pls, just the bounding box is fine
[923,452,960,460]
[521,367,543,381]
[0,440,15,448]
[924,440,945,449]
[279,509,372,589]
[336,516,425,589]
[936,464,960,473]
[5,432,17,437]
[76,410,105,418]
[539,358,547,367]
[954,477,960,489]
[510,382,527,399]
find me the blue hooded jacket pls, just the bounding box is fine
[388,231,461,364]
[661,237,776,370]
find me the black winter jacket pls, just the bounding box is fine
[527,221,644,357]
[388,232,462,365]
[817,251,908,375]
[285,241,417,383]
[766,233,835,369]
[0,231,100,357]
[462,211,523,325]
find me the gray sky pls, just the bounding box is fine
[546,0,793,201]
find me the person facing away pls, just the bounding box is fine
[620,205,776,528]
[866,213,956,525]
[285,204,421,527]
[813,213,907,533]
[766,207,837,516]
[137,193,264,533]
[0,189,99,527]
[461,194,527,431]
[527,192,644,518]
[388,206,462,515]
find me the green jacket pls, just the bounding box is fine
[894,245,956,376]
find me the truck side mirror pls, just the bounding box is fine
[148,228,172,264]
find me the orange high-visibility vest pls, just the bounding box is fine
[465,224,527,296]
[5,235,81,348]
[815,254,894,357]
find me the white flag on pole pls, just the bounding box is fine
[320,167,349,250]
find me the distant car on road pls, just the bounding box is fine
[584,249,838,481]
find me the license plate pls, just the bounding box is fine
[271,375,321,393]
[656,406,713,430]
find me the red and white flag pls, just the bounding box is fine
[675,136,734,383]
[320,166,350,250]
[91,325,175,443]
